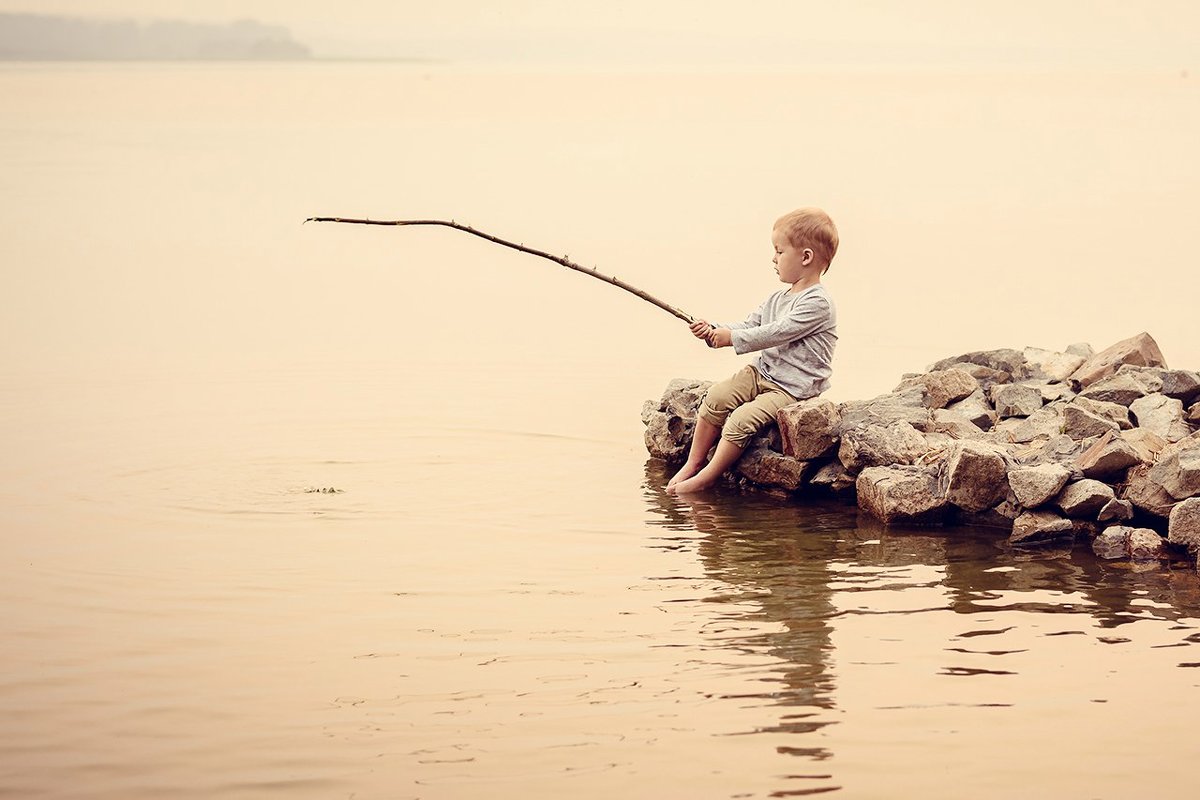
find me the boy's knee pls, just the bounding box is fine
[721,404,771,448]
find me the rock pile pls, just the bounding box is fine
[642,332,1200,565]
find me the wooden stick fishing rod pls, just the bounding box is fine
[303,217,698,325]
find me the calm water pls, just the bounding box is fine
[2,62,1199,798]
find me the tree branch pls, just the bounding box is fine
[304,216,698,325]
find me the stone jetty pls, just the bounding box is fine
[642,332,1200,566]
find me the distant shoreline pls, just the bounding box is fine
[0,12,314,62]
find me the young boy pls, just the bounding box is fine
[667,207,838,494]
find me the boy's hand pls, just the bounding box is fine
[689,319,715,341]
[707,327,732,348]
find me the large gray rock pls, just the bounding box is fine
[1168,497,1200,553]
[1146,433,1200,500]
[1121,428,1169,464]
[838,391,934,433]
[838,421,930,473]
[991,383,1045,419]
[941,440,1010,512]
[1078,372,1152,407]
[1130,394,1192,442]
[1023,347,1087,382]
[777,398,841,460]
[1092,526,1131,559]
[1128,528,1167,561]
[736,446,808,491]
[1074,430,1143,479]
[896,368,979,409]
[1061,404,1119,440]
[1008,463,1071,508]
[995,405,1065,444]
[1097,497,1135,522]
[856,465,949,523]
[1072,397,1133,430]
[1069,332,1168,389]
[809,459,856,493]
[1154,369,1200,405]
[1010,510,1074,545]
[930,348,1028,377]
[1056,479,1115,519]
[642,379,711,461]
[1093,526,1165,560]
[1123,463,1181,519]
[946,389,996,431]
[931,409,988,439]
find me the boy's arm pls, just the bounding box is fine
[718,294,833,354]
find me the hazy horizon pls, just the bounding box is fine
[0,1,1197,66]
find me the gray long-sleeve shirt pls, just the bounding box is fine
[721,284,837,400]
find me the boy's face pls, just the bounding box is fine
[771,229,814,285]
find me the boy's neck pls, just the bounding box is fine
[786,273,822,294]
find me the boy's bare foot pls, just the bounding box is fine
[667,473,717,495]
[666,462,703,489]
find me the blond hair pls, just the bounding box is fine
[774,208,839,272]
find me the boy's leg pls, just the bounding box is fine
[671,377,795,494]
[668,367,756,489]
[666,415,721,488]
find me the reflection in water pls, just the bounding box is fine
[641,460,1200,797]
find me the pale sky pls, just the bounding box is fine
[1,0,1197,64]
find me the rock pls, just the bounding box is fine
[1097,497,1134,522]
[1010,510,1074,545]
[838,421,930,473]
[642,379,711,461]
[1008,463,1071,508]
[1061,404,1120,440]
[994,405,1063,444]
[1130,394,1192,442]
[1038,383,1076,404]
[1146,433,1200,500]
[809,459,856,493]
[1093,526,1165,560]
[856,465,949,523]
[1072,397,1133,430]
[1077,372,1153,407]
[1188,403,1200,425]
[930,348,1028,377]
[1168,497,1200,553]
[1069,332,1168,389]
[1092,527,1130,559]
[931,409,988,439]
[838,392,933,433]
[1023,347,1087,382]
[946,389,996,431]
[1156,369,1200,405]
[940,440,1011,513]
[1074,430,1142,479]
[991,383,1045,419]
[736,446,808,491]
[1056,479,1115,519]
[1121,428,1169,464]
[777,398,841,460]
[1123,463,1181,519]
[1066,342,1095,359]
[1128,528,1167,560]
[913,368,980,409]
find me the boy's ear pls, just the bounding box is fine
[801,248,814,265]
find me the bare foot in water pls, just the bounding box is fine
[666,462,703,490]
[667,473,717,494]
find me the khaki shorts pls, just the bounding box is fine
[698,365,796,448]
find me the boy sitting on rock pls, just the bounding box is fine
[667,207,839,494]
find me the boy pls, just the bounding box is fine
[667,207,838,494]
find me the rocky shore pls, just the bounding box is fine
[642,332,1200,566]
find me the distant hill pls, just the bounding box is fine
[0,13,311,60]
